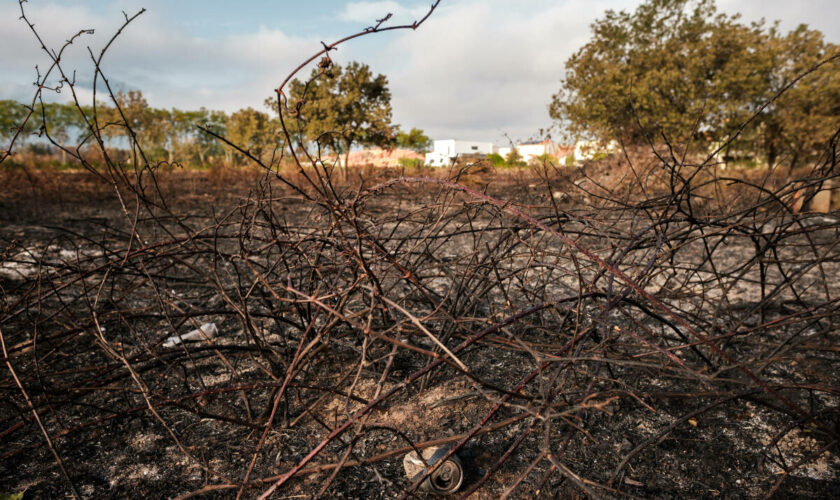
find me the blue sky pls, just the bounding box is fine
[2,1,839,144]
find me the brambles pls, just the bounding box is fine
[1,1,839,498]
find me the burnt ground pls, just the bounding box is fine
[1,166,839,499]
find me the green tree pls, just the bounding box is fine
[0,100,35,150]
[759,25,840,169]
[504,148,523,167]
[486,152,506,167]
[549,0,840,167]
[289,61,396,171]
[41,102,83,164]
[226,107,273,165]
[164,108,219,164]
[396,127,432,153]
[101,90,169,160]
[192,108,228,165]
[550,0,767,144]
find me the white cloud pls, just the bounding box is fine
[379,0,840,143]
[0,2,321,112]
[718,0,840,41]
[379,0,636,142]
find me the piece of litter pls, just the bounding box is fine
[624,478,644,487]
[403,445,464,495]
[162,323,218,348]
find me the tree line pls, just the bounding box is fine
[550,0,840,169]
[2,93,237,167]
[1,62,431,169]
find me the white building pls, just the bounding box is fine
[516,140,560,163]
[425,140,495,166]
[572,139,619,162]
[498,140,574,164]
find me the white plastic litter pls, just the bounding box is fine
[162,323,218,348]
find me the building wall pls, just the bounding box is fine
[517,143,547,163]
[425,140,494,166]
[424,139,590,167]
[573,140,618,161]
[451,140,494,156]
[425,152,450,166]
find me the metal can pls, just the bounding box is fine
[402,445,464,495]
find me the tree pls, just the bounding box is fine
[396,127,432,153]
[548,0,840,167]
[41,102,83,164]
[192,108,228,165]
[759,25,840,169]
[504,148,523,167]
[288,61,396,171]
[550,0,765,143]
[100,90,170,161]
[226,107,274,165]
[164,109,194,163]
[0,100,35,149]
[486,152,506,167]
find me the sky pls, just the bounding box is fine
[2,0,839,144]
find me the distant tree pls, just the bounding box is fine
[164,109,193,163]
[548,0,840,167]
[533,153,554,165]
[504,148,523,167]
[0,100,35,149]
[288,61,396,172]
[486,152,506,167]
[41,102,82,163]
[226,107,273,165]
[100,90,169,161]
[396,127,432,153]
[193,108,228,165]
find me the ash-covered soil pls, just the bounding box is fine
[1,167,838,499]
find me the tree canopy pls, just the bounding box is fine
[1,93,241,167]
[288,61,396,169]
[549,0,840,167]
[227,107,276,163]
[3,62,425,170]
[1,100,37,146]
[396,127,432,153]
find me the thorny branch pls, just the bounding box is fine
[2,1,839,498]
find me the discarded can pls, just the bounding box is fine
[402,445,464,495]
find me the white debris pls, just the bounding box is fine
[162,323,218,348]
[59,249,79,260]
[0,258,39,279]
